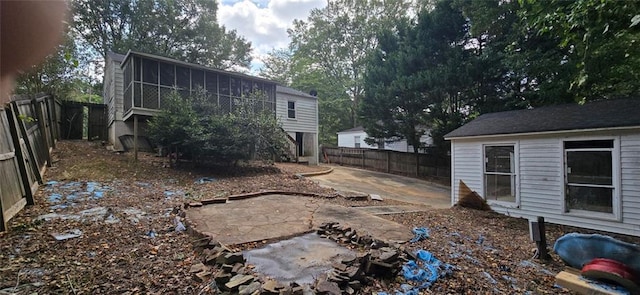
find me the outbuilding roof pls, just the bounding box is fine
[276,86,316,99]
[445,98,640,139]
[337,126,365,133]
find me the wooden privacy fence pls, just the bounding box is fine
[0,94,61,232]
[323,147,451,182]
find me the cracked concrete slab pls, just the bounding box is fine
[310,165,451,208]
[355,205,430,215]
[186,194,413,245]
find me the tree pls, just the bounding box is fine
[361,0,471,153]
[71,0,252,69]
[148,90,288,166]
[259,48,295,85]
[521,0,640,101]
[288,0,415,128]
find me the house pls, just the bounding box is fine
[276,86,318,164]
[445,98,640,236]
[337,126,432,153]
[102,51,318,164]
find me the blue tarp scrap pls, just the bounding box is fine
[482,271,497,284]
[194,177,216,184]
[379,250,454,295]
[48,193,62,203]
[410,227,429,243]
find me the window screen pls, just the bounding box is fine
[176,66,190,89]
[159,63,174,86]
[142,59,158,83]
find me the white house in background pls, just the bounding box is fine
[337,126,432,153]
[276,86,318,165]
[102,51,318,164]
[445,98,640,237]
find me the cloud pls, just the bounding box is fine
[218,0,325,72]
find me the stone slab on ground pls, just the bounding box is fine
[187,194,412,245]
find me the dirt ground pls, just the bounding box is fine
[1,141,639,294]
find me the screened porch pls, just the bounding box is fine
[121,52,277,120]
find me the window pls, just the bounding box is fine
[484,145,516,203]
[287,101,296,118]
[564,140,615,214]
[354,136,361,148]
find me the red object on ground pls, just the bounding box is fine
[582,258,640,292]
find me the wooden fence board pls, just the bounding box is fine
[0,108,27,231]
[322,147,450,182]
[0,94,60,231]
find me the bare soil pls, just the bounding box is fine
[1,140,638,294]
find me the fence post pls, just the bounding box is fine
[415,153,420,177]
[339,148,343,166]
[11,102,43,184]
[5,107,35,206]
[362,150,365,168]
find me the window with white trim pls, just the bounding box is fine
[287,101,296,119]
[354,136,361,148]
[564,140,614,214]
[484,145,516,203]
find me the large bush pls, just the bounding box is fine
[148,91,289,165]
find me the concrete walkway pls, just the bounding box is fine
[309,165,451,208]
[187,194,413,245]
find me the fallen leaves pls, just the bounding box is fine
[1,141,639,294]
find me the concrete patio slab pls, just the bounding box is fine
[309,165,451,208]
[354,205,430,215]
[186,194,413,245]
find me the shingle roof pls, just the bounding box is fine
[445,98,640,139]
[107,51,126,62]
[337,126,365,133]
[276,86,316,99]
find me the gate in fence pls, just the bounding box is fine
[60,101,107,141]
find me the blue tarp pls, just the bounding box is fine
[410,227,429,243]
[378,249,454,295]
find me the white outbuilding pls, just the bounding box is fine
[446,99,640,236]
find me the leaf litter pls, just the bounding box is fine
[1,141,639,294]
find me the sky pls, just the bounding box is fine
[218,0,326,73]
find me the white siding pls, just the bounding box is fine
[114,63,124,121]
[450,130,640,237]
[276,88,319,165]
[621,133,640,229]
[104,55,126,149]
[451,140,483,204]
[337,131,377,149]
[517,138,563,213]
[276,91,317,134]
[337,132,431,152]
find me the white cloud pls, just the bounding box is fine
[218,0,325,73]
